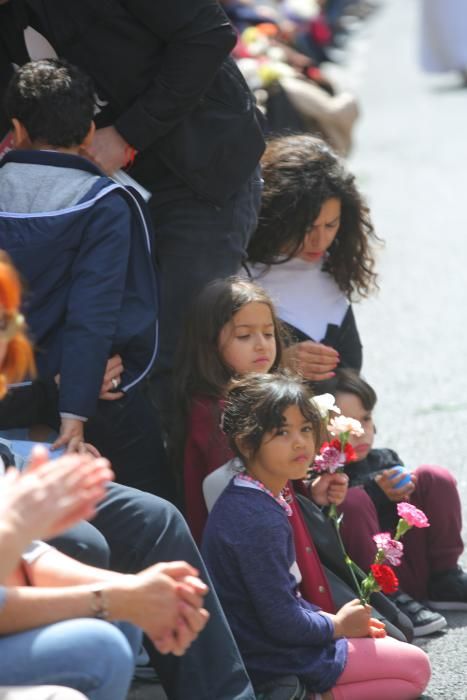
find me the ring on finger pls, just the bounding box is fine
[111,378,119,390]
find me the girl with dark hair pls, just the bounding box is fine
[173,276,346,615]
[246,134,380,383]
[202,372,431,700]
[173,276,283,542]
[325,368,467,636]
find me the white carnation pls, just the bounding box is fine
[328,415,364,437]
[311,394,341,419]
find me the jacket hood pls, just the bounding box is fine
[0,150,102,213]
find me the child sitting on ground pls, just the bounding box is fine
[326,368,467,636]
[202,372,431,700]
[173,276,346,612]
[0,58,169,497]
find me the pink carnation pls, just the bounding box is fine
[397,502,430,528]
[373,532,404,566]
[313,446,345,474]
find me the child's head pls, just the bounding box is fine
[4,59,95,150]
[0,252,35,398]
[247,134,379,299]
[222,372,322,488]
[324,368,377,461]
[176,276,284,401]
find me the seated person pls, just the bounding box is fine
[202,373,431,700]
[326,368,467,636]
[0,58,169,498]
[246,134,379,384]
[0,437,138,699]
[0,251,256,700]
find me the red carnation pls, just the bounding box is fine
[370,564,399,594]
[322,438,357,464]
[343,442,357,463]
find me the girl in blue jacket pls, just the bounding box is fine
[202,372,431,700]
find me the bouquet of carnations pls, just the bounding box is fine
[310,394,364,520]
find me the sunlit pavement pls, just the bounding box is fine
[349,1,467,697]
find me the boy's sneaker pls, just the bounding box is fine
[428,566,467,611]
[256,675,306,700]
[391,591,447,637]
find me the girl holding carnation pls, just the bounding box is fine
[325,368,466,636]
[172,276,347,612]
[246,134,379,383]
[202,372,431,700]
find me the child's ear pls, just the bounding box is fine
[11,118,32,149]
[235,436,251,462]
[81,120,96,150]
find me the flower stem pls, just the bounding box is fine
[329,510,363,599]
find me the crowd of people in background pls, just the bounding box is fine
[0,0,465,699]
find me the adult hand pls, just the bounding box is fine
[0,450,113,543]
[116,562,209,656]
[331,599,372,639]
[375,469,416,502]
[284,341,339,381]
[155,561,210,654]
[310,472,348,506]
[84,126,131,175]
[99,354,125,401]
[51,417,100,457]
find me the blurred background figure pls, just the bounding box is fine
[420,0,467,85]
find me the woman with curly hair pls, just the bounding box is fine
[246,134,380,383]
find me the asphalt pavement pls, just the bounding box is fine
[130,1,467,697]
[349,0,467,698]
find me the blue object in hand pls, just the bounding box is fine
[388,465,412,489]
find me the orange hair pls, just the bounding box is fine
[0,252,35,398]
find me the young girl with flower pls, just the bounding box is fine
[326,368,467,636]
[246,134,380,383]
[172,277,347,612]
[202,372,431,700]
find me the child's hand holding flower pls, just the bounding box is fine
[310,471,349,507]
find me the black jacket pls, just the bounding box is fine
[345,448,403,530]
[1,0,265,204]
[283,305,363,375]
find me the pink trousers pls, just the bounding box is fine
[331,636,431,700]
[339,465,463,599]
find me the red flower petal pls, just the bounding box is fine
[370,564,399,594]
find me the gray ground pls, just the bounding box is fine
[349,0,467,698]
[130,1,467,696]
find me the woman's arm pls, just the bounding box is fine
[0,556,209,656]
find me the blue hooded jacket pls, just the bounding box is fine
[0,149,158,418]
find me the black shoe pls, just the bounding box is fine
[256,675,307,700]
[391,591,447,637]
[428,565,467,611]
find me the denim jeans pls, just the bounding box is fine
[48,482,256,700]
[148,168,263,411]
[0,604,140,700]
[0,687,87,700]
